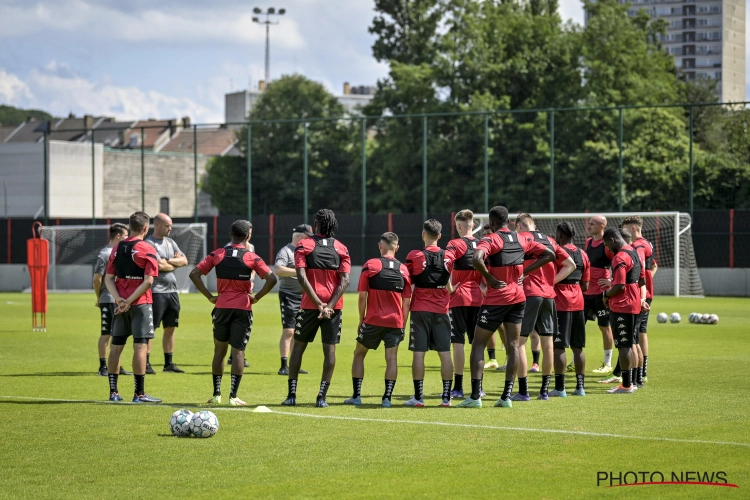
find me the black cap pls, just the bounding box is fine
[293,224,313,236]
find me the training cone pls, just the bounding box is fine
[252,406,273,413]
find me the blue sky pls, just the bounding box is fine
[0,0,744,123]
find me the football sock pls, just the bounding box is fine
[613,358,622,377]
[540,375,551,395]
[287,379,297,398]
[442,380,451,400]
[230,374,242,398]
[164,353,173,366]
[413,380,424,401]
[576,373,585,391]
[317,381,330,401]
[603,349,613,366]
[636,367,644,385]
[352,377,363,398]
[134,374,145,396]
[383,380,396,401]
[146,353,151,364]
[643,356,648,377]
[554,374,565,392]
[501,380,514,401]
[453,374,463,392]
[488,349,496,360]
[532,350,540,365]
[519,377,529,396]
[212,374,222,396]
[108,373,118,393]
[622,369,632,388]
[470,379,482,400]
[631,368,636,384]
[280,357,288,369]
[99,358,106,369]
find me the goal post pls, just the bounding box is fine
[40,223,207,292]
[471,212,703,297]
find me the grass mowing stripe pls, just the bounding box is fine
[3,394,748,449]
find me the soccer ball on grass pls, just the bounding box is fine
[169,409,193,437]
[189,410,219,438]
[670,313,681,323]
[656,312,668,323]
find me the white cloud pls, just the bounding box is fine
[559,0,585,25]
[0,69,33,104]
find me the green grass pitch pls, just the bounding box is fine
[0,292,748,498]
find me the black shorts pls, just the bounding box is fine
[638,298,652,333]
[358,323,403,350]
[556,310,586,349]
[521,296,558,337]
[294,309,342,345]
[409,311,451,352]
[99,303,115,336]
[584,294,610,327]
[212,308,253,351]
[476,302,525,333]
[279,290,302,329]
[610,311,638,349]
[450,306,480,344]
[111,304,155,344]
[153,292,180,328]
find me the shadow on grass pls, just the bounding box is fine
[0,372,96,377]
[0,400,206,409]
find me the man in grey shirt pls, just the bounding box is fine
[146,213,188,373]
[93,223,130,377]
[274,224,312,375]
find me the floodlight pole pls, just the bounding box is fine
[253,8,286,84]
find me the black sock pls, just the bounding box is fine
[519,377,528,396]
[99,358,106,369]
[383,379,395,400]
[554,374,565,392]
[488,349,496,360]
[230,374,242,398]
[453,374,463,391]
[471,379,482,400]
[164,352,173,366]
[576,373,585,390]
[540,375,551,394]
[631,367,636,383]
[352,377,363,398]
[501,379,514,400]
[134,374,145,396]
[622,368,632,388]
[287,379,297,398]
[613,358,622,377]
[108,373,118,393]
[532,350,540,365]
[212,374,222,396]
[413,380,424,401]
[636,367,643,385]
[280,357,288,369]
[442,380,451,400]
[146,353,150,365]
[643,356,648,377]
[317,381,330,401]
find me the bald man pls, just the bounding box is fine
[146,213,188,373]
[583,215,615,374]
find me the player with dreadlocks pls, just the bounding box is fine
[283,209,351,407]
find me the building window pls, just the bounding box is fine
[697,18,721,27]
[160,197,169,215]
[696,4,721,13]
[696,45,721,55]
[696,31,722,41]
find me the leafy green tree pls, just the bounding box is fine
[0,104,53,127]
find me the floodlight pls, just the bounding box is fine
[279,8,286,14]
[268,7,275,14]
[253,7,262,13]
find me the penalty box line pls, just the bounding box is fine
[2,395,748,449]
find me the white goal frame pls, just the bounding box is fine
[472,212,701,297]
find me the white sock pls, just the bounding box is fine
[603,350,613,366]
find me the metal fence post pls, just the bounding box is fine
[618,107,623,212]
[361,118,367,264]
[549,110,555,213]
[484,113,489,213]
[43,127,48,225]
[689,105,694,219]
[247,123,253,220]
[303,122,309,223]
[91,129,96,224]
[141,127,145,212]
[422,114,427,221]
[193,125,198,222]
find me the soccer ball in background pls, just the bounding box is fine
[689,313,699,323]
[670,313,681,323]
[657,312,668,323]
[189,410,219,438]
[701,314,710,324]
[708,314,719,324]
[169,409,193,437]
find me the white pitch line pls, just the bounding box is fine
[2,395,748,449]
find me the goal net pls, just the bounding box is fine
[472,212,703,297]
[40,223,207,292]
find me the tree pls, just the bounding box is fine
[0,104,53,127]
